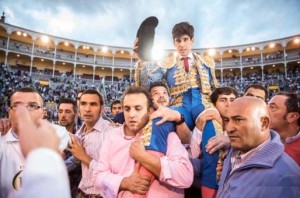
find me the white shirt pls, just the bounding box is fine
[0,130,25,198]
[12,148,71,198]
[0,124,70,198]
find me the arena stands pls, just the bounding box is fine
[0,21,299,119]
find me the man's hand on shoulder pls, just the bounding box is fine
[206,135,230,154]
[150,106,181,125]
[195,108,222,131]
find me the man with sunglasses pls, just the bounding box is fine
[0,87,69,198]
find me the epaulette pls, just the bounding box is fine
[157,54,176,69]
[198,55,215,68]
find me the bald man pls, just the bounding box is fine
[217,97,300,198]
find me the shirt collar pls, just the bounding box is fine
[5,129,19,142]
[232,135,271,164]
[285,129,300,143]
[178,52,194,60]
[77,116,105,135]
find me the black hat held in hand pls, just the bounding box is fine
[136,16,159,61]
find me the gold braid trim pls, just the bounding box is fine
[157,54,176,69]
[134,67,140,86]
[140,120,153,146]
[199,55,215,68]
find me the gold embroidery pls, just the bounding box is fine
[140,120,152,146]
[158,55,176,69]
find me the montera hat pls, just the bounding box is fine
[136,16,159,61]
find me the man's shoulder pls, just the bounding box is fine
[1,129,17,143]
[195,54,215,68]
[274,152,300,174]
[103,126,123,143]
[95,116,112,131]
[157,54,176,69]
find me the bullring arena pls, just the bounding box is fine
[0,14,299,118]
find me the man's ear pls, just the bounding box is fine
[149,107,155,114]
[261,116,270,130]
[286,112,300,124]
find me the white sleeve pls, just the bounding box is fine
[13,148,71,198]
[51,124,70,151]
[189,127,202,158]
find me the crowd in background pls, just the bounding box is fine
[1,63,299,121]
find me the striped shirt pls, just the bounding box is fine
[76,116,111,195]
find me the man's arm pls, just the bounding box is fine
[150,106,191,144]
[135,62,166,88]
[134,38,166,88]
[65,155,81,172]
[66,135,92,167]
[14,149,71,198]
[130,139,162,177]
[119,163,150,195]
[93,133,150,197]
[130,132,193,188]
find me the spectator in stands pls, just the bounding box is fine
[268,92,300,165]
[66,89,111,197]
[244,84,268,101]
[58,98,78,134]
[135,21,221,197]
[110,100,122,117]
[93,86,193,197]
[0,87,69,198]
[217,97,300,198]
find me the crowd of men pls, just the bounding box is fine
[0,21,299,198]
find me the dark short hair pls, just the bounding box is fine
[149,81,170,96]
[244,84,268,101]
[111,100,121,111]
[276,92,300,126]
[122,86,154,110]
[80,89,103,105]
[172,22,194,40]
[210,87,239,105]
[58,98,77,112]
[9,87,43,106]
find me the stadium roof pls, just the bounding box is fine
[1,0,300,49]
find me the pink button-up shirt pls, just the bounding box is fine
[93,125,193,198]
[76,116,111,195]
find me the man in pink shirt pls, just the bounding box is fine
[67,89,111,197]
[93,86,193,198]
